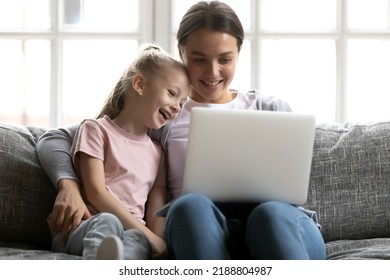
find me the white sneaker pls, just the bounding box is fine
[97,235,124,260]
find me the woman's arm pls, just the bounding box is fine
[254,89,292,112]
[78,152,166,258]
[36,125,80,187]
[36,125,91,246]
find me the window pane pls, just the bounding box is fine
[0,40,23,123]
[261,0,337,30]
[260,39,336,123]
[62,0,139,30]
[218,0,251,31]
[231,40,251,90]
[347,40,390,122]
[173,0,250,31]
[0,0,50,29]
[348,0,390,29]
[0,40,50,126]
[62,40,139,125]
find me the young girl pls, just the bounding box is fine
[50,44,190,259]
[38,1,326,260]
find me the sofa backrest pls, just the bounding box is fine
[0,122,56,249]
[2,120,390,247]
[305,121,390,242]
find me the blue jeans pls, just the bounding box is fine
[164,193,326,260]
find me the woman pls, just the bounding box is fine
[37,1,326,260]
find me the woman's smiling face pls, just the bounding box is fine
[179,28,239,104]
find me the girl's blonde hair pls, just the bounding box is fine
[97,43,187,119]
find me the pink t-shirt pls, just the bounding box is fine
[71,115,164,224]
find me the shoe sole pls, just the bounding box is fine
[97,235,124,260]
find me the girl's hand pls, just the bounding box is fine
[149,235,167,259]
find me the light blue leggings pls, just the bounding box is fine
[165,193,326,260]
[52,213,150,259]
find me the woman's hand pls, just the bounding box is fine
[47,178,91,247]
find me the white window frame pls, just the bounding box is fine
[256,0,390,122]
[155,0,390,123]
[48,0,154,127]
[2,0,390,126]
[0,0,153,127]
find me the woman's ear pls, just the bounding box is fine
[132,74,144,96]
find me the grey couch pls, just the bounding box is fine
[1,120,390,259]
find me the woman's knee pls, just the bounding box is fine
[249,201,295,222]
[167,193,214,219]
[166,193,226,233]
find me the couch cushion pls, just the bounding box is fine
[0,245,81,260]
[0,122,56,249]
[304,121,390,242]
[326,238,390,260]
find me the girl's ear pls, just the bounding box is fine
[132,74,144,96]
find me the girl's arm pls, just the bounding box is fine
[144,153,168,259]
[78,152,166,258]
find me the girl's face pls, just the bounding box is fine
[179,28,239,104]
[141,65,190,129]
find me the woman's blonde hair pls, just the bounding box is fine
[97,43,187,119]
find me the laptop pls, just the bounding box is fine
[181,107,316,205]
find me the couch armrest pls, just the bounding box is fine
[0,122,56,249]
